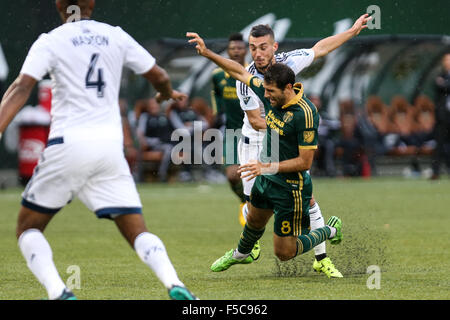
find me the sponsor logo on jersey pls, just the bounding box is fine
[283,111,294,123]
[303,131,315,143]
[252,77,263,87]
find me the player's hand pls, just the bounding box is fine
[238,160,262,181]
[155,90,187,103]
[351,13,371,36]
[239,160,279,181]
[170,90,188,101]
[186,32,208,56]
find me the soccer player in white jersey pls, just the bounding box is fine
[236,14,371,278]
[0,0,197,300]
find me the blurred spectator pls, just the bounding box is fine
[167,96,225,182]
[431,53,450,179]
[136,98,173,182]
[309,94,339,177]
[190,96,216,130]
[167,96,203,182]
[413,95,436,155]
[358,95,390,175]
[120,98,139,178]
[386,96,419,156]
[335,100,366,176]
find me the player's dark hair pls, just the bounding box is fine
[228,33,244,42]
[57,0,90,9]
[264,63,295,90]
[250,24,274,39]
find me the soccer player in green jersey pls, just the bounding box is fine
[187,31,356,272]
[187,33,342,271]
[188,14,370,275]
[211,33,247,226]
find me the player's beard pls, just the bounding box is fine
[270,95,287,108]
[256,59,274,74]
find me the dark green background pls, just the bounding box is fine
[0,0,449,169]
[1,0,449,85]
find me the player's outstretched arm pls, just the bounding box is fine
[311,13,371,60]
[186,32,251,84]
[0,74,36,136]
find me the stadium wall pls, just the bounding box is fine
[0,0,448,170]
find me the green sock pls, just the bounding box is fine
[230,180,246,203]
[237,224,265,254]
[296,226,331,256]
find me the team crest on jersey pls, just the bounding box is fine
[283,111,294,123]
[243,97,251,105]
[252,77,263,87]
[303,131,315,143]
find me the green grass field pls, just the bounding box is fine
[1,177,449,300]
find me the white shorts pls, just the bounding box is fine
[22,137,142,219]
[237,135,263,198]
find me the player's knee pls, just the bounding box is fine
[16,219,36,239]
[273,240,297,261]
[246,212,261,229]
[274,247,296,261]
[16,207,50,239]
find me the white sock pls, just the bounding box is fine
[134,232,184,289]
[242,203,249,222]
[327,226,337,238]
[309,202,326,256]
[232,249,249,260]
[18,229,67,300]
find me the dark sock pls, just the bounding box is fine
[237,223,265,254]
[296,226,331,256]
[315,253,327,261]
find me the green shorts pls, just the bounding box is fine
[250,174,312,237]
[222,131,241,167]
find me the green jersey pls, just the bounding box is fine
[211,68,245,130]
[245,75,319,189]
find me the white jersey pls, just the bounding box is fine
[236,48,315,140]
[20,19,155,144]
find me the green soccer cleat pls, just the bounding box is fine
[168,285,198,300]
[210,241,261,272]
[326,216,343,245]
[252,240,261,261]
[313,257,343,278]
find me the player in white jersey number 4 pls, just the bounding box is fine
[0,0,197,300]
[236,14,371,278]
